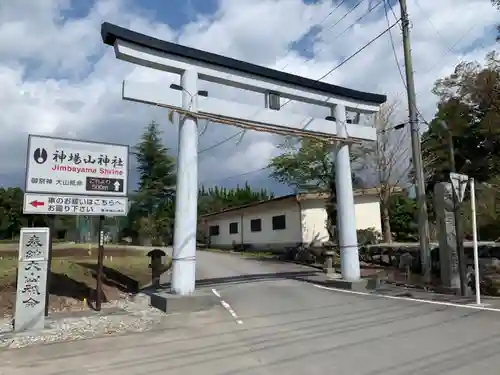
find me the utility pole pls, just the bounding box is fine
[399,0,432,282]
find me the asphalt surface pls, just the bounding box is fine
[3,250,500,374]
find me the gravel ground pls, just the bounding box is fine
[0,293,167,349]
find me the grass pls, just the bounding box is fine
[0,256,17,286]
[53,255,152,284]
[0,254,151,278]
[0,247,172,314]
[0,252,162,293]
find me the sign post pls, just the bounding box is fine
[469,178,483,306]
[23,135,130,312]
[96,216,105,311]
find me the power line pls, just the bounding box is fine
[386,0,400,26]
[199,132,243,154]
[281,0,350,68]
[198,1,374,153]
[418,19,481,75]
[199,15,417,185]
[383,0,431,126]
[321,18,401,76]
[322,0,367,34]
[315,0,352,29]
[413,0,445,42]
[200,123,408,184]
[197,1,352,154]
[331,0,385,41]
[201,166,270,184]
[385,0,489,127]
[310,0,385,62]
[384,0,406,90]
[199,1,487,155]
[173,3,346,153]
[276,18,400,113]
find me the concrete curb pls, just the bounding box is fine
[137,289,219,314]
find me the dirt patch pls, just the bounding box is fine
[0,247,168,316]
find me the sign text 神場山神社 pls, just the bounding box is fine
[25,135,129,197]
[24,135,129,217]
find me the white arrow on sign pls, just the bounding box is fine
[450,172,469,203]
[114,181,121,192]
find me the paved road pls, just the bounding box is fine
[3,250,500,374]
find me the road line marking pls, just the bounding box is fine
[312,284,500,312]
[220,300,243,324]
[211,288,221,298]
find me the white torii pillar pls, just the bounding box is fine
[334,104,360,281]
[171,69,199,295]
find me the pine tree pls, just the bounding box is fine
[131,121,176,245]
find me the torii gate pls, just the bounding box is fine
[101,22,386,296]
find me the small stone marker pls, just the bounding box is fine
[14,227,50,332]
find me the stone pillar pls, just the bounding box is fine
[434,182,460,290]
[14,227,50,332]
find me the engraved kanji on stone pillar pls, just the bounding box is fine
[14,228,50,332]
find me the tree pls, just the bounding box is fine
[493,0,500,41]
[131,121,177,245]
[198,183,273,215]
[421,52,500,239]
[389,194,418,242]
[0,187,27,239]
[269,137,363,241]
[354,100,411,243]
[422,52,500,187]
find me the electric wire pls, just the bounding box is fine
[279,16,401,110]
[200,121,409,184]
[198,15,405,184]
[205,1,496,184]
[326,0,385,46]
[322,0,367,35]
[413,0,445,42]
[198,0,372,152]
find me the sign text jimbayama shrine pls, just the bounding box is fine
[101,22,387,295]
[24,135,129,216]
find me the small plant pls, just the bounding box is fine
[357,228,382,246]
[357,228,382,263]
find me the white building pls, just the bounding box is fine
[201,189,383,250]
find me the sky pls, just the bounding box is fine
[0,0,498,195]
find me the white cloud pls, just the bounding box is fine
[0,0,497,190]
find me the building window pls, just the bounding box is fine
[272,215,286,230]
[209,225,220,236]
[229,222,238,234]
[250,218,262,232]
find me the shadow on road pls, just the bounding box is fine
[144,270,323,292]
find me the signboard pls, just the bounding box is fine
[23,193,128,216]
[25,135,129,197]
[450,172,469,203]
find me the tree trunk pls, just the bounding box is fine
[382,204,392,244]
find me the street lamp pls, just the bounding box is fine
[440,120,468,296]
